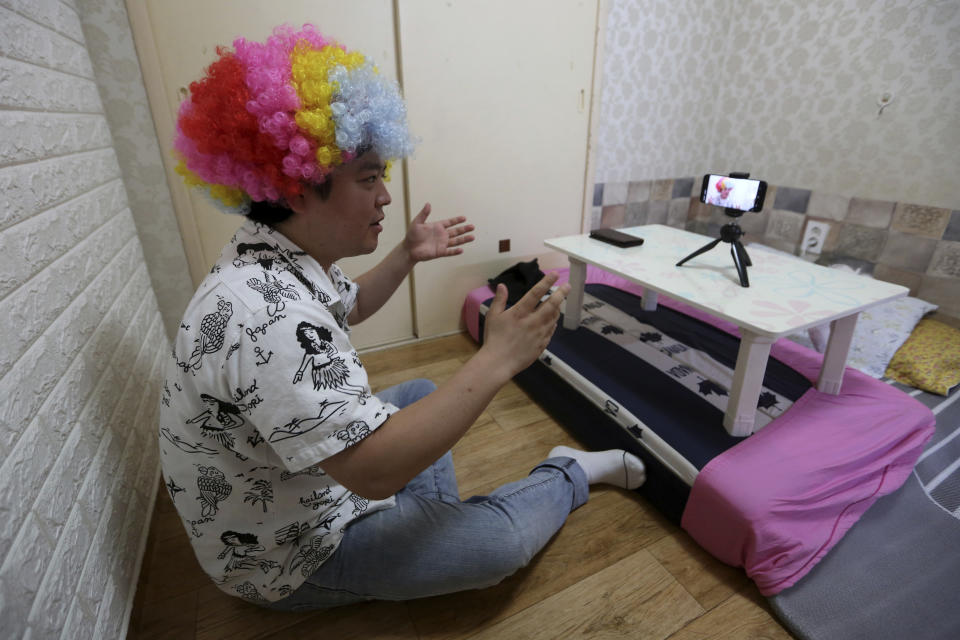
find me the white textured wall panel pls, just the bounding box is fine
[0,252,149,564]
[0,513,54,638]
[0,112,112,165]
[0,6,93,77]
[0,57,103,112]
[0,149,120,229]
[0,223,139,451]
[0,2,167,636]
[0,207,133,387]
[0,180,125,300]
[28,500,92,638]
[61,589,98,640]
[0,0,85,42]
[32,268,155,539]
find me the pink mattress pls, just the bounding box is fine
[463,265,935,595]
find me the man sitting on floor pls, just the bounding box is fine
[158,23,645,610]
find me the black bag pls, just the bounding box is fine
[487,259,545,306]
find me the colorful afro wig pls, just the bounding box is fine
[173,24,416,214]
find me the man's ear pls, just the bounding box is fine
[286,190,310,216]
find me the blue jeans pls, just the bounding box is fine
[267,378,589,611]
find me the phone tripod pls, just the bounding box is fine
[675,209,753,287]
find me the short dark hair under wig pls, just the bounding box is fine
[246,179,334,226]
[246,199,294,225]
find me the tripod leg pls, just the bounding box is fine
[676,238,722,267]
[736,240,752,266]
[730,243,750,287]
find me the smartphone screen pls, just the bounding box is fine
[700,174,767,212]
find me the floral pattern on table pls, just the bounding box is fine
[546,225,908,337]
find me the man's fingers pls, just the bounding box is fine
[554,282,571,304]
[448,224,475,239]
[448,234,475,247]
[414,203,431,224]
[534,283,569,324]
[488,282,508,316]
[541,282,570,313]
[527,284,568,352]
[443,216,469,229]
[515,273,559,311]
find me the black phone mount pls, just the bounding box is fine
[675,172,753,287]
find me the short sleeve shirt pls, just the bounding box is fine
[158,220,396,604]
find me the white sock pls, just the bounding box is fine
[549,445,646,490]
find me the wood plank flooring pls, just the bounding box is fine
[128,333,793,640]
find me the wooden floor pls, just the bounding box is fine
[128,333,794,640]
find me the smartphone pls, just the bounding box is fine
[589,228,645,247]
[700,174,767,212]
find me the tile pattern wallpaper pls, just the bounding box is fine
[595,0,960,211]
[592,179,960,318]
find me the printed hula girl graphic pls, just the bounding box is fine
[217,530,281,576]
[233,242,282,271]
[187,394,246,448]
[293,322,369,403]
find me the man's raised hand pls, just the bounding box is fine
[482,273,570,379]
[404,203,475,262]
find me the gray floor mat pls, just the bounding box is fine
[770,383,960,639]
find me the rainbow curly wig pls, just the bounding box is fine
[173,24,416,214]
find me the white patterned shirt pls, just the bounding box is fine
[158,221,396,604]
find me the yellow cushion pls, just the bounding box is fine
[885,318,960,395]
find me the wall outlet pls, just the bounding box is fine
[801,220,831,255]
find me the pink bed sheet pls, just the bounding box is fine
[462,265,935,595]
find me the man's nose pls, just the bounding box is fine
[376,183,391,206]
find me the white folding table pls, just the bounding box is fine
[545,224,908,436]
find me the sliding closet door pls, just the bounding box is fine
[398,0,599,338]
[128,0,415,350]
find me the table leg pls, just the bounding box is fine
[641,289,658,311]
[817,313,858,394]
[724,330,775,437]
[563,258,586,330]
